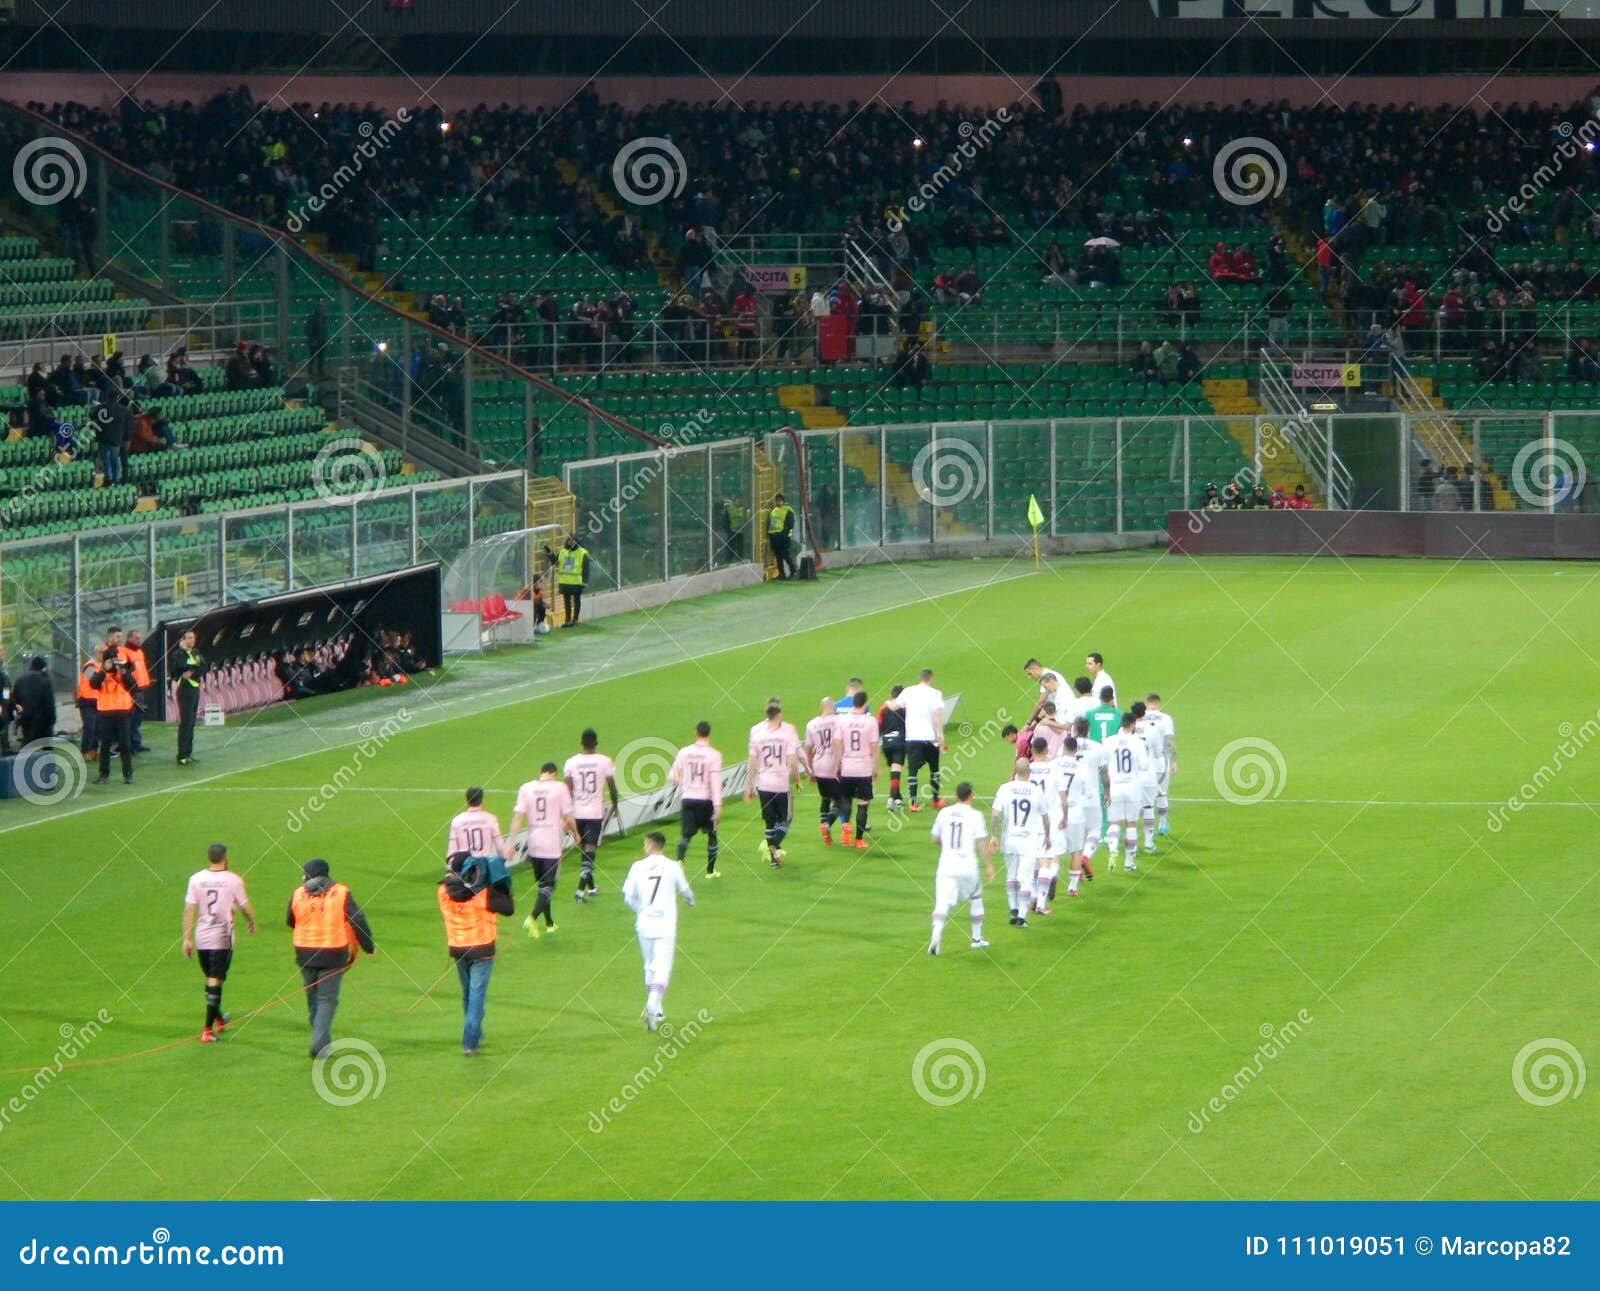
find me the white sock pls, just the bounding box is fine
[970,899,985,942]
[1018,889,1031,917]
[1158,800,1169,825]
[931,913,947,947]
[1125,827,1138,865]
[1067,866,1081,894]
[647,987,663,1016]
[1005,881,1019,915]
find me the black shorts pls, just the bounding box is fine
[881,737,904,766]
[197,948,233,980]
[836,776,874,802]
[813,776,839,802]
[576,818,603,847]
[757,789,791,826]
[906,741,941,773]
[531,854,561,888]
[680,799,716,838]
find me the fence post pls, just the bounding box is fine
[1115,419,1124,534]
[1049,419,1059,538]
[286,506,297,589]
[1182,417,1191,507]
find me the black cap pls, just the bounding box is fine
[302,858,330,880]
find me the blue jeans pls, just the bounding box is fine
[99,447,121,483]
[455,956,493,1051]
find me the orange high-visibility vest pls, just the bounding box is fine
[124,646,151,689]
[291,883,351,950]
[76,663,97,702]
[94,670,134,713]
[437,884,497,949]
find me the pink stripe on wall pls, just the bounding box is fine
[3,72,1597,113]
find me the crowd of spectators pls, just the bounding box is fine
[22,86,1600,375]
[1200,480,1314,509]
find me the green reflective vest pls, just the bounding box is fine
[767,505,793,535]
[557,547,589,587]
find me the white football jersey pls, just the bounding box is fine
[1134,718,1168,772]
[992,778,1049,847]
[1056,754,1100,814]
[622,855,695,935]
[931,802,987,872]
[1103,732,1150,792]
[1146,710,1175,757]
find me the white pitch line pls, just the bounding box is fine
[0,565,1041,838]
[158,787,1590,811]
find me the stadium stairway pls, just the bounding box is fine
[553,158,681,293]
[1202,376,1321,502]
[777,382,845,429]
[302,232,419,320]
[1402,376,1516,509]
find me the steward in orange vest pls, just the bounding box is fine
[122,631,152,754]
[438,852,513,1056]
[286,858,376,1059]
[89,647,137,785]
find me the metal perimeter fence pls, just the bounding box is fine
[760,412,1599,553]
[0,471,526,686]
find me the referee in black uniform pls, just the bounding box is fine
[172,629,205,765]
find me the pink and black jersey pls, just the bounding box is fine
[184,869,249,951]
[515,779,573,859]
[447,806,506,858]
[804,715,841,779]
[748,721,799,793]
[671,743,724,806]
[835,710,880,778]
[563,752,615,820]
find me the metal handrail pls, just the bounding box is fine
[1257,350,1354,508]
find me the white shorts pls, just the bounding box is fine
[1139,775,1158,809]
[637,932,676,988]
[934,869,982,911]
[1155,766,1171,798]
[1003,847,1038,892]
[1062,812,1098,855]
[1107,787,1141,824]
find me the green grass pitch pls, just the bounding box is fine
[0,552,1595,1200]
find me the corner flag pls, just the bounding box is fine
[1026,494,1044,567]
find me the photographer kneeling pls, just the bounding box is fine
[90,647,138,785]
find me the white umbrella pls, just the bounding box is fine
[1084,236,1121,249]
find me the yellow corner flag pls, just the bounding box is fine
[1026,494,1044,567]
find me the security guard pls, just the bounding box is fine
[286,858,376,1060]
[556,533,590,627]
[123,629,152,754]
[10,655,56,746]
[90,644,137,785]
[720,497,748,563]
[172,629,205,766]
[76,656,100,761]
[767,492,797,580]
[437,853,514,1056]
